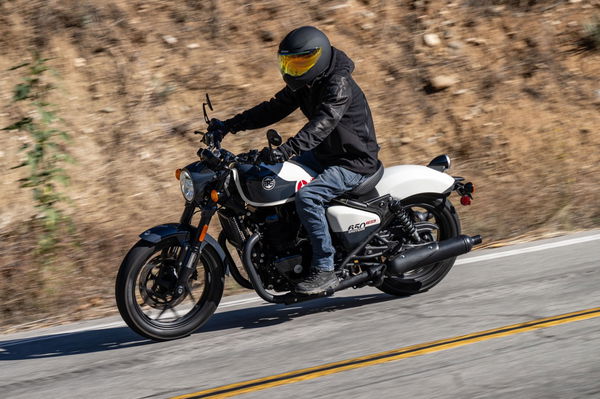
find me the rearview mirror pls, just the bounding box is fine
[202,93,213,124]
[266,129,283,147]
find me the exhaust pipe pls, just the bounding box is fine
[387,235,482,276]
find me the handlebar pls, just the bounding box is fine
[198,145,262,168]
[236,149,261,165]
[196,127,282,167]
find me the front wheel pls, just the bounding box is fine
[378,195,461,297]
[115,238,224,341]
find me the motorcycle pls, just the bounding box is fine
[115,95,481,341]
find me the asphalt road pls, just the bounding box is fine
[1,230,599,399]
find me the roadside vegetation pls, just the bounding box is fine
[1,54,82,328]
[4,54,74,252]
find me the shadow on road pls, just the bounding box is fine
[0,292,393,361]
[202,292,394,332]
[0,327,151,362]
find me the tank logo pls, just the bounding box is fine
[262,176,276,191]
[296,177,315,192]
[296,180,308,191]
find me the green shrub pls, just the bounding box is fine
[3,53,74,252]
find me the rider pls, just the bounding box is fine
[209,26,380,294]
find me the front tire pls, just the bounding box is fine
[378,195,461,297]
[115,238,224,341]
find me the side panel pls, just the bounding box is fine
[326,206,381,250]
[375,165,454,200]
[326,206,381,233]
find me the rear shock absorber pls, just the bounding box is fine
[390,200,421,243]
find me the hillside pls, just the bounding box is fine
[1,0,599,330]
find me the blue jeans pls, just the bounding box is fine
[293,152,367,272]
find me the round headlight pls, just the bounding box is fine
[179,170,195,202]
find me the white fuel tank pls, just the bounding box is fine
[375,165,455,200]
[233,161,317,207]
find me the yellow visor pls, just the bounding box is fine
[278,48,322,77]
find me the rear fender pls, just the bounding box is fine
[375,165,455,200]
[139,223,228,275]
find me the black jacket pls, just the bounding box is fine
[225,48,380,175]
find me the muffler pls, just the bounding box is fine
[387,235,482,276]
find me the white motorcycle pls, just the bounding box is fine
[115,96,480,341]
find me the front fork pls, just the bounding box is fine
[174,201,217,298]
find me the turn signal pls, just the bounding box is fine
[175,168,182,180]
[198,224,209,242]
[210,189,219,202]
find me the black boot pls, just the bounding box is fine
[295,269,339,295]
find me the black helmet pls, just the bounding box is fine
[278,26,332,91]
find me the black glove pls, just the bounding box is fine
[208,118,229,139]
[257,147,290,165]
[202,118,231,147]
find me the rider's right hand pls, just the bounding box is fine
[257,147,272,164]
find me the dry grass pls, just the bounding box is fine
[1,0,599,330]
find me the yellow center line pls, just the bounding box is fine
[170,307,600,399]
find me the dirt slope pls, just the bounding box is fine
[1,0,599,329]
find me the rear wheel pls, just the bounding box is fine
[115,238,224,341]
[378,195,461,296]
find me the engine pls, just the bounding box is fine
[262,208,299,254]
[218,203,310,292]
[259,204,311,289]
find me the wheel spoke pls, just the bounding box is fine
[168,304,181,319]
[139,290,152,307]
[187,285,197,303]
[156,306,169,320]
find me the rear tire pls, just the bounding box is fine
[378,195,461,297]
[115,238,224,341]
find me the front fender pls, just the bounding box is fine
[139,223,228,274]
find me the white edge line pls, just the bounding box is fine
[2,233,599,348]
[455,233,600,265]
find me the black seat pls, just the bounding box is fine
[346,160,384,198]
